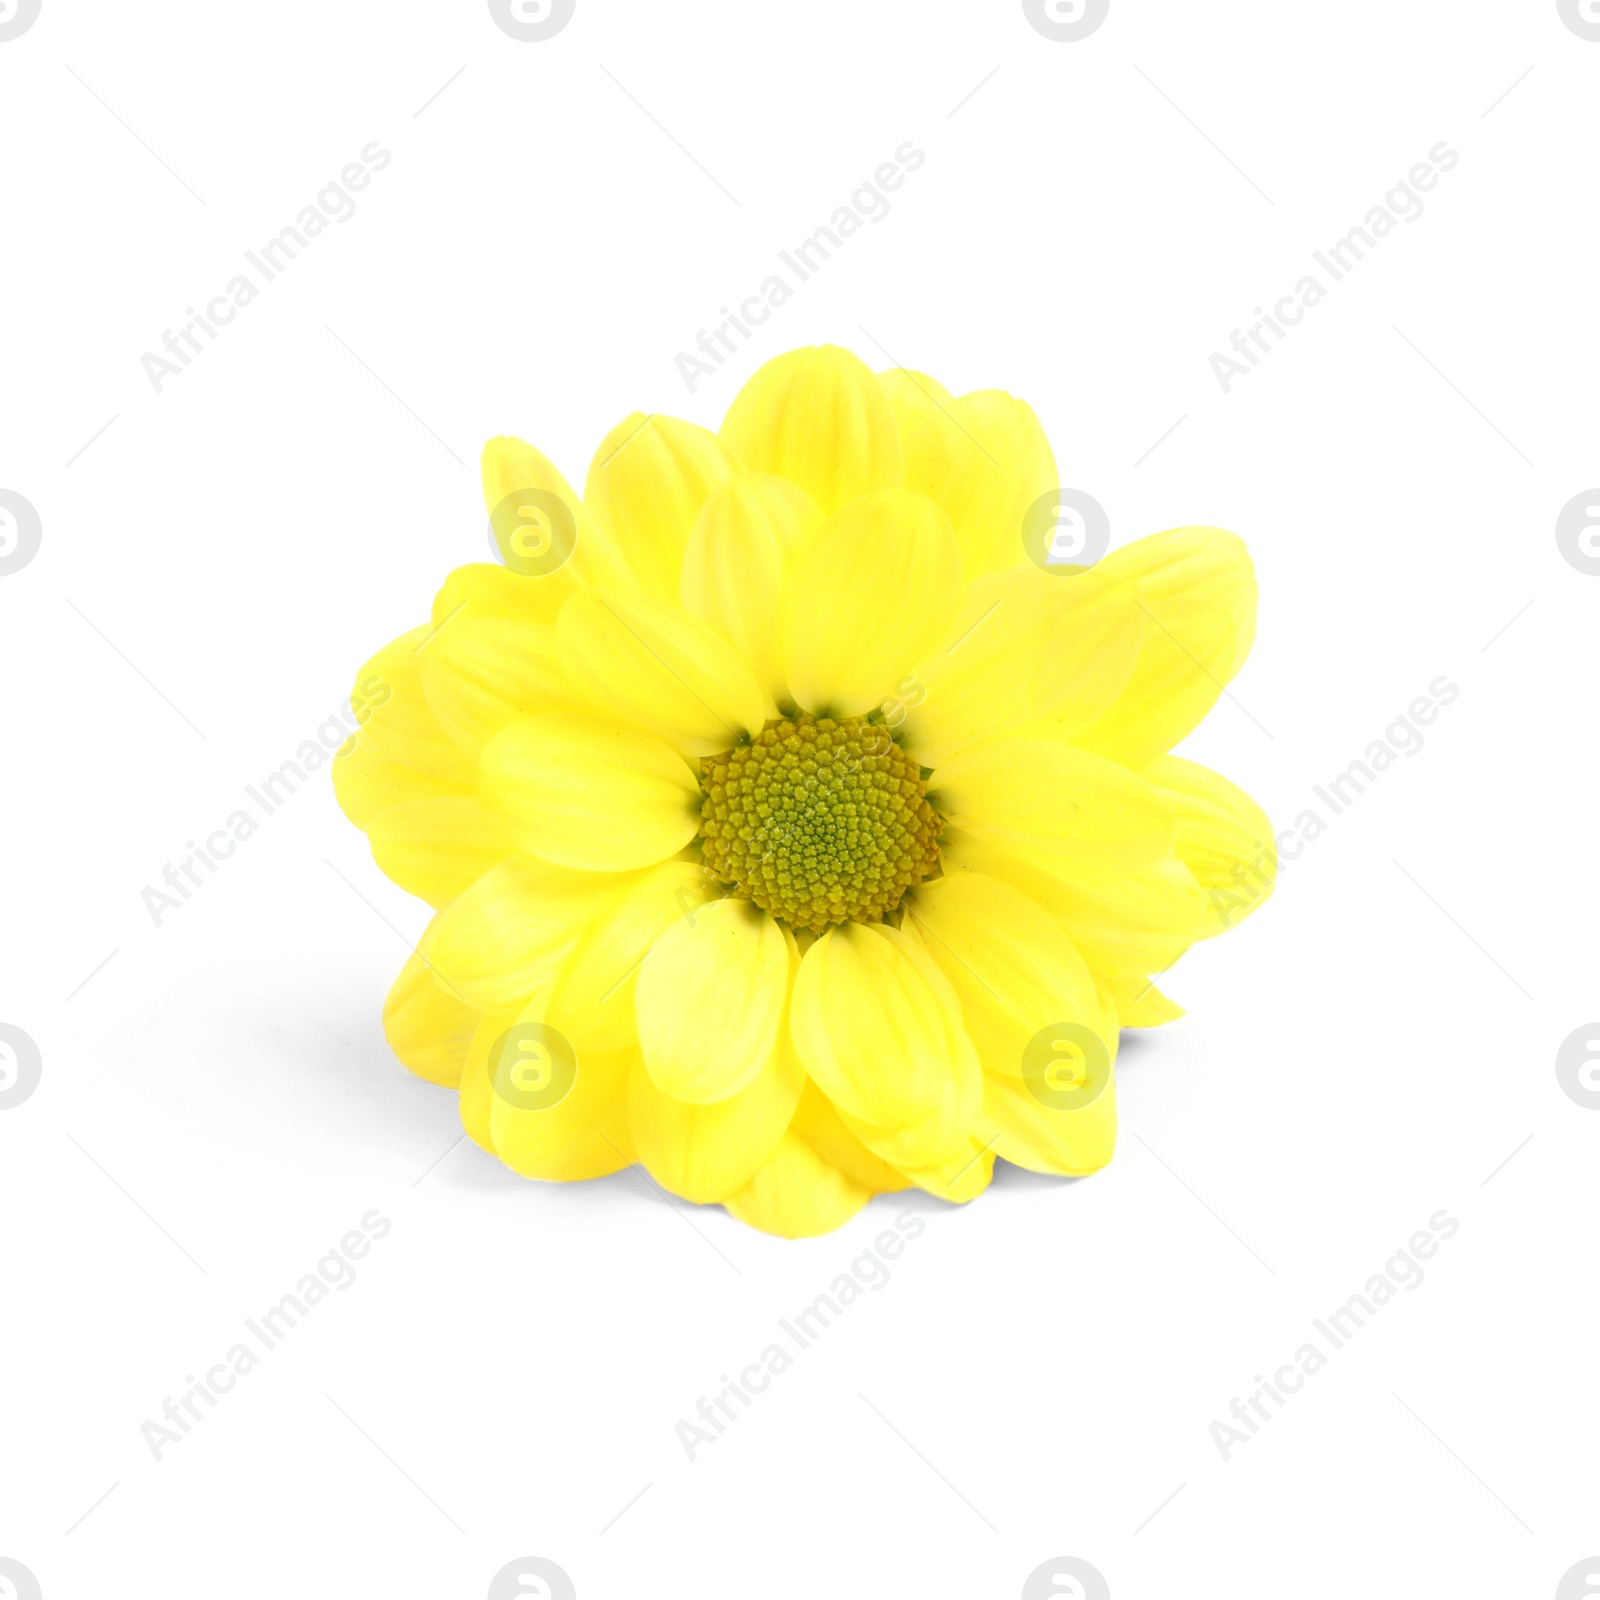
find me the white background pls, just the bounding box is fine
[2,2,1596,1597]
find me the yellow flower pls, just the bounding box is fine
[335,345,1274,1238]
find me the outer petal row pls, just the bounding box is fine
[897,565,1143,768]
[1071,527,1258,769]
[720,345,902,517]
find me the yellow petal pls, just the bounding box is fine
[459,1011,515,1152]
[1073,527,1257,769]
[896,565,1143,768]
[547,861,720,1052]
[366,797,518,908]
[423,854,628,1011]
[332,729,474,831]
[722,1129,871,1238]
[353,628,477,783]
[929,737,1176,883]
[1069,597,1236,769]
[720,345,902,517]
[1042,858,1205,974]
[680,473,822,702]
[904,871,1099,1076]
[1104,974,1185,1028]
[896,386,1058,580]
[1099,525,1257,681]
[942,835,1205,976]
[837,1090,981,1171]
[556,589,770,759]
[1145,755,1277,937]
[635,898,793,1103]
[790,921,979,1140]
[627,1039,804,1203]
[486,1020,635,1181]
[781,488,962,716]
[790,1080,911,1194]
[875,366,954,447]
[894,1137,995,1203]
[418,617,571,758]
[432,561,570,632]
[382,950,478,1087]
[980,1064,1118,1177]
[1094,973,1121,1058]
[480,710,701,872]
[583,413,737,604]
[482,434,622,595]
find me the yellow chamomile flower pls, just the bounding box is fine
[334,345,1274,1238]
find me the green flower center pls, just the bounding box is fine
[699,714,942,934]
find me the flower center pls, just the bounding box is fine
[699,714,941,934]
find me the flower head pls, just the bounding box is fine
[335,345,1274,1237]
